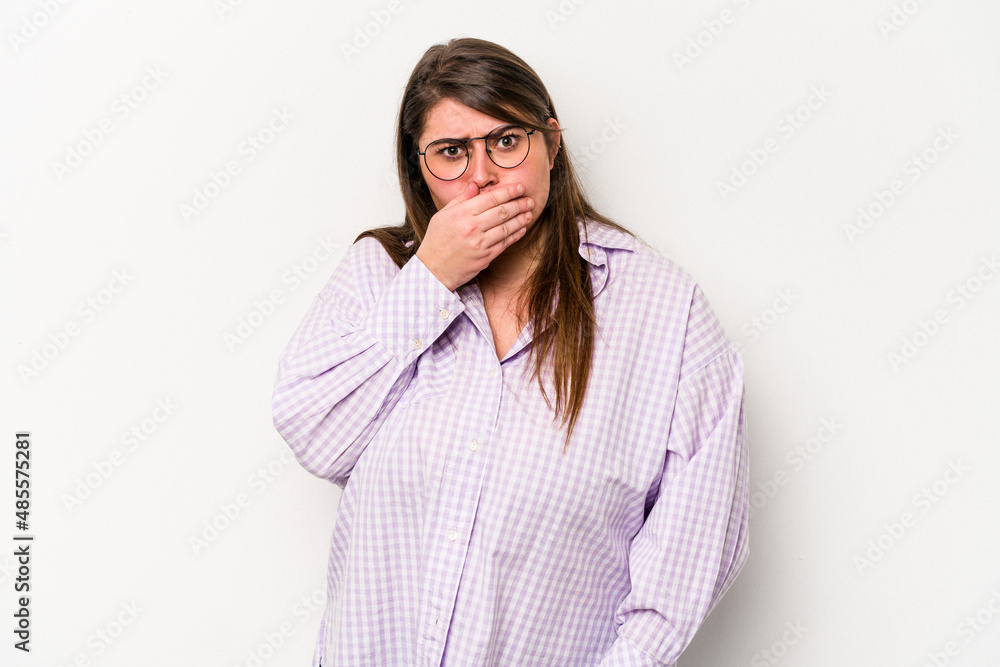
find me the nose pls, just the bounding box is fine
[465,138,498,189]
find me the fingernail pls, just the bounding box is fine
[516,184,525,194]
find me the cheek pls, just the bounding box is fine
[424,180,454,210]
[419,163,453,210]
[525,165,552,211]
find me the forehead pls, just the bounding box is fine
[419,98,512,143]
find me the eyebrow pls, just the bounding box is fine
[429,123,519,143]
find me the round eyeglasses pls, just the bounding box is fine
[417,125,536,181]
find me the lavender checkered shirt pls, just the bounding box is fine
[272,218,749,666]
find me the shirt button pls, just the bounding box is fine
[447,528,458,541]
[438,308,450,319]
[487,368,497,378]
[469,440,480,452]
[411,338,422,350]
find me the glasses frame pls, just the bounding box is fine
[417,124,537,181]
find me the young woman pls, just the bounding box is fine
[272,37,749,667]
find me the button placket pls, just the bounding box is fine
[417,336,500,662]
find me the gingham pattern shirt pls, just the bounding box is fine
[272,218,749,666]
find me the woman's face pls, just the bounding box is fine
[417,98,560,234]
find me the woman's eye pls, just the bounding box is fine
[436,144,465,159]
[495,134,518,150]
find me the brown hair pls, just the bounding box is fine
[356,37,635,453]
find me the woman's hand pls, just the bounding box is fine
[415,181,534,291]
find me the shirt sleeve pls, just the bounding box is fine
[597,286,750,666]
[271,237,465,488]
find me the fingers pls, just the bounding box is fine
[419,181,535,288]
[467,183,526,216]
[476,186,533,249]
[436,180,534,254]
[484,208,531,251]
[492,194,533,225]
[447,181,534,234]
[442,181,480,210]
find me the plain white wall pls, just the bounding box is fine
[2,0,999,665]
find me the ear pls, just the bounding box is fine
[545,117,562,170]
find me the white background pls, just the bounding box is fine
[2,1,999,665]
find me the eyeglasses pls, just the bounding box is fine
[417,124,536,181]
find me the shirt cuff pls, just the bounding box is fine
[364,253,464,361]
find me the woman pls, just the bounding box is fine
[272,37,749,666]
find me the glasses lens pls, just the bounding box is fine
[487,126,530,168]
[424,140,468,181]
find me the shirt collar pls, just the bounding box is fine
[577,217,636,262]
[576,217,636,297]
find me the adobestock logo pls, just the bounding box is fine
[544,0,589,30]
[733,288,799,352]
[672,0,760,72]
[748,417,841,520]
[54,600,144,666]
[224,234,343,352]
[232,587,326,667]
[569,116,627,169]
[750,621,807,667]
[918,587,1000,667]
[179,107,295,224]
[188,447,298,556]
[17,268,136,385]
[887,252,997,372]
[7,0,73,53]
[843,126,958,244]
[854,458,969,576]
[878,0,933,40]
[339,0,407,63]
[51,65,169,182]
[61,397,179,514]
[717,85,833,201]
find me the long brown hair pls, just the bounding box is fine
[357,37,635,453]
